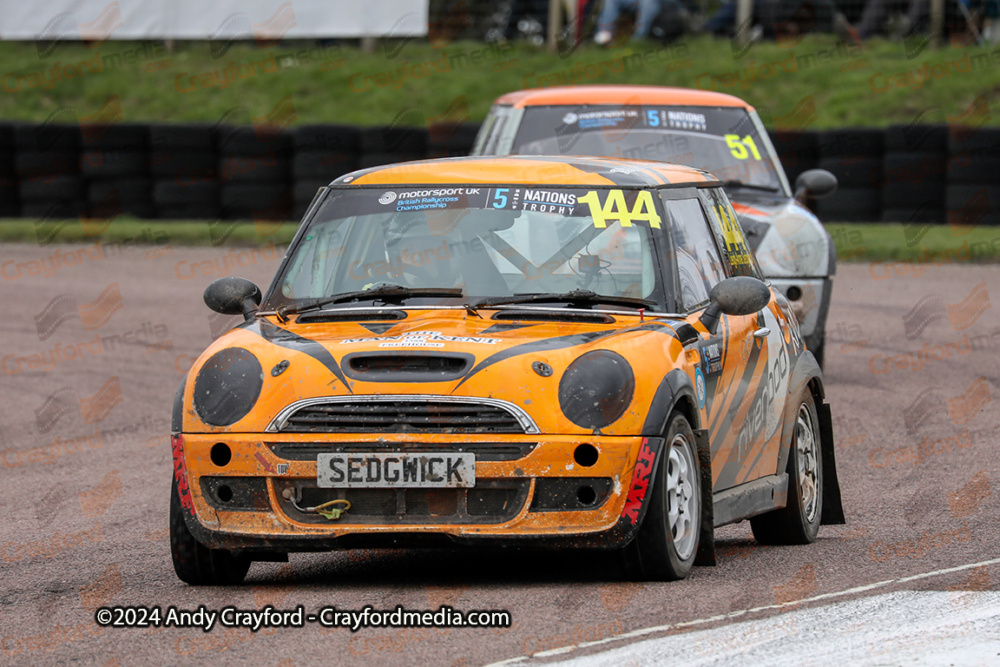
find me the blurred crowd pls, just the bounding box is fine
[442,0,999,47]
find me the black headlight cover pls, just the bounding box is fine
[558,350,635,429]
[193,347,264,426]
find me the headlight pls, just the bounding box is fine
[193,347,263,426]
[558,350,635,429]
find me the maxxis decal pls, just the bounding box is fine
[172,434,195,516]
[621,438,656,525]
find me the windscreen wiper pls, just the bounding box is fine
[721,180,780,193]
[471,290,655,311]
[278,285,464,318]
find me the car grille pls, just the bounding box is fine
[274,479,530,525]
[272,397,536,434]
[267,442,537,462]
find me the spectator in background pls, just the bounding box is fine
[706,0,860,43]
[594,0,675,43]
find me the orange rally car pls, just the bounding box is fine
[170,155,844,585]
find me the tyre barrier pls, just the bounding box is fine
[0,122,998,224]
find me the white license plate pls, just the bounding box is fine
[316,453,476,488]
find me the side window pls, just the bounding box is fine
[663,197,727,311]
[701,188,760,278]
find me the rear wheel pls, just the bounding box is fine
[170,481,251,585]
[750,392,823,545]
[623,412,701,581]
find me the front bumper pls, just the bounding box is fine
[175,433,663,552]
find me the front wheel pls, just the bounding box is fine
[170,481,251,585]
[750,391,823,545]
[623,412,702,581]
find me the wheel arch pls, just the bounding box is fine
[778,349,844,525]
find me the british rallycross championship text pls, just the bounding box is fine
[94,605,512,632]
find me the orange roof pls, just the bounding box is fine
[344,156,717,187]
[495,85,751,110]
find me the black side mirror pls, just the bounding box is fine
[699,277,772,335]
[794,169,838,202]
[204,277,261,320]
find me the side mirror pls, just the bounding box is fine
[699,277,772,335]
[794,169,838,202]
[204,277,261,320]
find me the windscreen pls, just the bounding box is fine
[267,186,667,310]
[510,106,781,190]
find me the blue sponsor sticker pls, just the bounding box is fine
[694,367,706,409]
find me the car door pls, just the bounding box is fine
[698,186,790,488]
[661,190,758,494]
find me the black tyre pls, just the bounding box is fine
[814,187,880,222]
[150,151,217,179]
[294,124,362,152]
[818,129,883,158]
[14,123,81,152]
[946,186,1000,226]
[219,155,291,182]
[361,126,428,154]
[217,127,291,157]
[153,181,220,207]
[882,152,946,186]
[622,412,701,581]
[292,151,358,180]
[881,182,945,210]
[816,157,881,189]
[884,124,947,153]
[14,151,78,177]
[81,150,149,178]
[750,392,822,545]
[20,175,85,201]
[882,207,944,223]
[81,123,148,151]
[170,480,251,585]
[947,156,1000,185]
[149,124,215,152]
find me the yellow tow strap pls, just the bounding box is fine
[315,499,351,521]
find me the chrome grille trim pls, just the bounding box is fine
[266,395,540,434]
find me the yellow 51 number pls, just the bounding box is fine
[724,134,762,161]
[578,190,662,229]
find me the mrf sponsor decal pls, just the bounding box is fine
[171,434,195,515]
[621,438,656,525]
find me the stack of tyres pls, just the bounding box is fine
[292,125,360,220]
[946,126,1000,226]
[881,125,947,223]
[359,125,427,169]
[15,124,85,220]
[82,123,153,219]
[771,130,820,189]
[816,128,883,223]
[150,124,219,220]
[426,122,481,159]
[218,127,293,221]
[0,124,16,217]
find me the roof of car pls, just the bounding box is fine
[494,85,752,110]
[342,155,718,188]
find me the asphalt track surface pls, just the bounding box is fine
[1,242,998,666]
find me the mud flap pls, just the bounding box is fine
[818,402,845,525]
[693,428,716,566]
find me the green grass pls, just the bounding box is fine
[1,36,998,128]
[1,219,997,262]
[826,223,1000,262]
[0,218,298,246]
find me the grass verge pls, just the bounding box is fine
[0,37,998,128]
[0,219,997,262]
